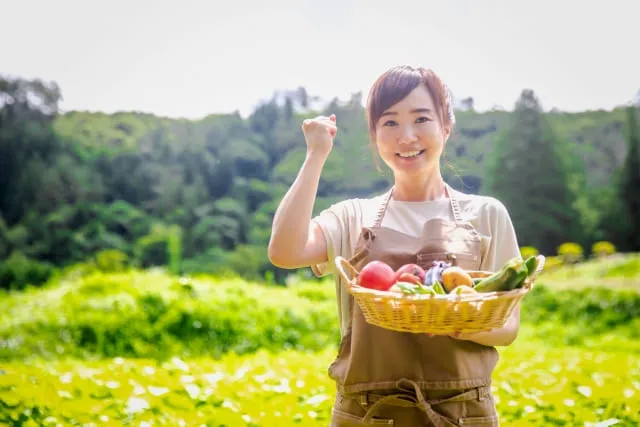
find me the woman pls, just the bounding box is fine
[268,65,522,426]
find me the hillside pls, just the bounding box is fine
[0,77,637,286]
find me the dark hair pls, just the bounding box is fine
[365,65,455,143]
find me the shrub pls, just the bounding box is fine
[522,285,640,334]
[592,241,616,258]
[520,246,539,260]
[94,249,128,272]
[542,256,564,271]
[0,252,55,290]
[0,271,339,361]
[557,242,584,264]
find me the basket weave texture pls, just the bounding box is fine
[335,255,545,334]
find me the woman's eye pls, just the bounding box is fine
[382,120,397,127]
[416,116,431,123]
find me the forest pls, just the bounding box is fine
[1,75,639,289]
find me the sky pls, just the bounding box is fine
[3,0,639,119]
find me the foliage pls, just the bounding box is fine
[1,75,637,283]
[2,256,640,362]
[592,241,616,258]
[0,269,338,361]
[485,90,582,255]
[1,343,638,426]
[1,256,640,425]
[618,106,640,251]
[94,249,128,272]
[519,246,539,260]
[0,251,55,290]
[543,256,564,271]
[557,242,585,264]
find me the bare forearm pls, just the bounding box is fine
[268,152,327,261]
[457,306,520,347]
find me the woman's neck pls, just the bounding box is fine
[392,173,447,202]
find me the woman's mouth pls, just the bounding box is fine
[396,149,425,159]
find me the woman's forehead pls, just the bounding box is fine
[383,85,435,113]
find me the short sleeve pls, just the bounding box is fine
[480,199,522,272]
[310,202,348,277]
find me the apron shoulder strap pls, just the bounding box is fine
[373,188,394,227]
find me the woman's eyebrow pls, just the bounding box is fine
[380,107,433,117]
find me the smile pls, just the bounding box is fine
[396,149,425,158]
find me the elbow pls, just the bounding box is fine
[500,330,519,347]
[267,241,294,270]
[499,321,520,347]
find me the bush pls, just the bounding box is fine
[0,271,338,361]
[592,241,616,258]
[542,255,564,271]
[520,246,539,260]
[0,252,56,290]
[557,242,584,264]
[521,284,640,333]
[94,249,128,272]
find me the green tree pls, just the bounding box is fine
[485,90,581,255]
[0,76,62,224]
[619,106,640,251]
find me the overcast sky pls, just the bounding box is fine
[3,0,639,119]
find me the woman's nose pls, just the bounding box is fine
[398,126,418,144]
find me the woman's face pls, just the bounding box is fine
[374,84,449,179]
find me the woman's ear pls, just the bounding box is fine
[443,125,451,143]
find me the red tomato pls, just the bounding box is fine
[359,261,396,291]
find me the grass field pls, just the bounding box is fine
[1,255,639,426]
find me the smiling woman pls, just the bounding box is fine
[268,64,522,426]
[366,66,455,202]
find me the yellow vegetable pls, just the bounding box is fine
[441,266,474,293]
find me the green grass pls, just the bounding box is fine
[1,254,640,425]
[539,253,640,292]
[2,340,639,426]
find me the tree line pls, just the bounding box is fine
[0,75,638,289]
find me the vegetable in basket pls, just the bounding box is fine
[473,257,531,292]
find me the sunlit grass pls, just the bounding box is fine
[2,339,638,426]
[539,253,640,292]
[1,254,639,425]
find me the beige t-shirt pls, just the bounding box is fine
[311,187,522,335]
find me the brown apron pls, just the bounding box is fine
[330,185,500,426]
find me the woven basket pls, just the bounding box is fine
[335,255,545,334]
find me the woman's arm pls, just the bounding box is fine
[267,115,337,269]
[268,152,330,269]
[454,305,520,346]
[453,198,523,346]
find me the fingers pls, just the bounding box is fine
[301,114,338,137]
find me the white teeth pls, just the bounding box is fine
[398,150,422,158]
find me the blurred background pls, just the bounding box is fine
[1,1,639,426]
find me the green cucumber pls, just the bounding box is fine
[473,258,523,292]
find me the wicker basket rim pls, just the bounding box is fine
[334,254,546,302]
